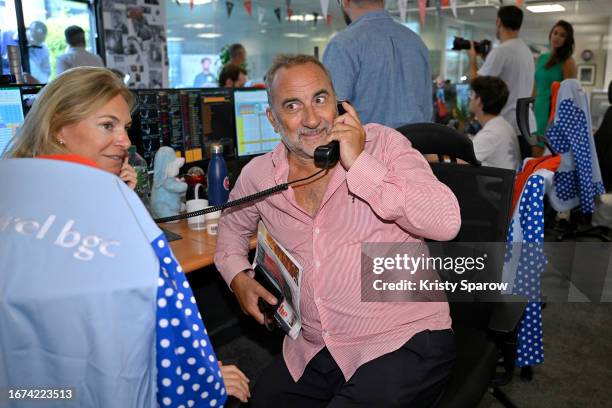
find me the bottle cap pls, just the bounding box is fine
[210,144,223,154]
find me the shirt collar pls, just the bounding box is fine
[351,10,391,26]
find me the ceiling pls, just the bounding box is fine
[166,0,612,53]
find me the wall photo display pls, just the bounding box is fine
[101,0,168,88]
[578,64,596,86]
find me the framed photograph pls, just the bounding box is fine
[578,64,596,86]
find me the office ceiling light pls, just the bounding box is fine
[197,33,222,38]
[284,33,308,38]
[184,23,214,29]
[288,14,324,22]
[167,37,185,42]
[176,0,212,5]
[526,4,565,13]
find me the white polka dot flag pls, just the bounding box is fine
[153,234,226,407]
[506,174,547,367]
[547,99,605,213]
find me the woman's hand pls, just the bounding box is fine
[220,362,250,403]
[120,157,138,190]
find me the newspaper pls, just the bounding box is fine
[253,221,303,339]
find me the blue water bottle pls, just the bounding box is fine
[207,144,229,206]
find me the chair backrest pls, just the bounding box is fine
[430,162,515,243]
[429,162,515,328]
[0,158,158,406]
[396,122,481,165]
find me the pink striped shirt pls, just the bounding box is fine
[214,123,461,381]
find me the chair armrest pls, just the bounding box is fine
[488,295,527,333]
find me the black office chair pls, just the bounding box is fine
[397,123,524,407]
[516,97,558,159]
[396,122,480,165]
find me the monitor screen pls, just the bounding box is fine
[233,88,280,157]
[201,88,235,158]
[0,86,25,155]
[20,84,44,116]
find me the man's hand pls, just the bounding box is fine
[328,101,366,170]
[120,156,138,190]
[229,271,277,324]
[219,362,250,403]
[468,41,478,61]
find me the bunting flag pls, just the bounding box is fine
[450,0,457,17]
[189,0,194,9]
[245,0,252,16]
[313,12,319,26]
[418,0,426,25]
[326,14,332,26]
[320,0,330,19]
[442,0,449,6]
[398,0,407,22]
[226,1,234,17]
[257,6,265,24]
[274,7,282,23]
[286,0,293,18]
[515,0,524,6]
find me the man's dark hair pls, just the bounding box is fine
[470,76,509,115]
[264,54,334,104]
[218,64,247,87]
[497,5,523,31]
[201,57,211,64]
[64,25,85,47]
[229,43,245,59]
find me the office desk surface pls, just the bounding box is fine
[161,220,255,273]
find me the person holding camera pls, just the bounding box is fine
[468,5,535,136]
[469,76,521,170]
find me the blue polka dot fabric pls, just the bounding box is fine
[506,175,547,368]
[547,99,605,213]
[152,233,227,408]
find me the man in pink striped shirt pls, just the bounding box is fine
[214,54,461,407]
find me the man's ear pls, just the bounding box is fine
[266,107,279,133]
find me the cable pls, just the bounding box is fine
[153,168,327,224]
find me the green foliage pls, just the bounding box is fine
[219,44,230,66]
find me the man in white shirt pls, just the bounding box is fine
[55,26,104,76]
[469,76,521,170]
[468,5,534,135]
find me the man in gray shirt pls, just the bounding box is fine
[323,0,432,128]
[55,26,104,76]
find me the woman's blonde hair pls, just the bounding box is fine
[3,66,135,158]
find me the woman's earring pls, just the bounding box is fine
[57,139,65,145]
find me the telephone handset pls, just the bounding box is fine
[313,101,348,169]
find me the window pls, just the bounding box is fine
[0,0,19,76]
[22,0,97,82]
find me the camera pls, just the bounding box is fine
[452,37,492,57]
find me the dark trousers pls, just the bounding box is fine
[251,329,455,408]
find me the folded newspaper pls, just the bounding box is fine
[253,222,303,339]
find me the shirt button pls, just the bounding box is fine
[314,228,320,234]
[315,297,321,305]
[315,261,321,268]
[322,331,329,337]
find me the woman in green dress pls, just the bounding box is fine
[533,20,577,156]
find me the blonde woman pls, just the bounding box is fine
[3,66,137,188]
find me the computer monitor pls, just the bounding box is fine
[233,88,280,157]
[201,87,235,158]
[590,89,610,130]
[0,86,25,155]
[20,84,44,116]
